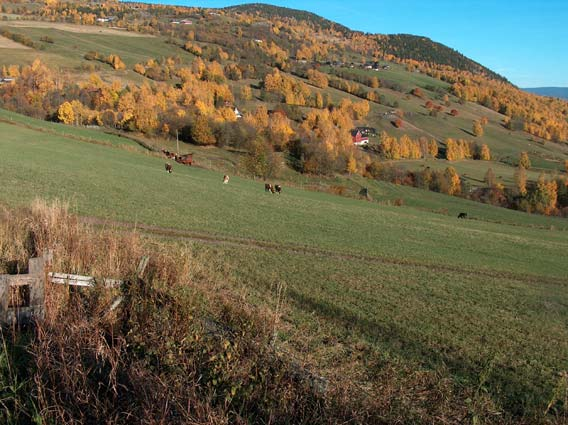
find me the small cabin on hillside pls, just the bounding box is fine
[351,130,369,146]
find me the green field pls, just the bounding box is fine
[1,119,567,278]
[0,23,195,82]
[1,16,568,420]
[1,114,568,420]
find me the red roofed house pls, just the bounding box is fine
[351,129,369,146]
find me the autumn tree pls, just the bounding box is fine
[314,92,324,109]
[107,54,126,70]
[519,152,531,169]
[514,166,527,197]
[479,144,491,160]
[191,115,216,145]
[346,155,357,175]
[472,120,484,137]
[370,76,379,88]
[532,173,558,215]
[184,42,202,56]
[445,138,459,161]
[267,112,294,151]
[57,101,75,125]
[243,139,279,179]
[351,100,370,120]
[443,166,461,195]
[428,139,438,158]
[307,69,328,89]
[224,63,242,81]
[133,63,146,75]
[240,85,252,101]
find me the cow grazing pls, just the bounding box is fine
[274,184,282,194]
[458,212,467,219]
[165,163,172,173]
[176,153,193,166]
[223,175,230,184]
[265,183,274,193]
[162,149,176,160]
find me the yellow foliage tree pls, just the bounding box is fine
[428,139,438,158]
[240,85,252,100]
[191,115,216,145]
[472,120,484,137]
[352,100,370,120]
[346,155,357,174]
[57,101,75,125]
[444,167,461,195]
[107,54,126,70]
[267,112,294,150]
[519,151,531,169]
[514,166,527,197]
[480,144,491,160]
[445,138,458,161]
[307,69,328,89]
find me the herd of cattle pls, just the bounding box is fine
[163,154,282,193]
[162,152,470,213]
[162,149,193,166]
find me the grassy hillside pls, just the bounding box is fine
[1,118,567,277]
[1,112,568,422]
[1,17,566,190]
[0,4,567,420]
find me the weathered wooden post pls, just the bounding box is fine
[0,252,51,326]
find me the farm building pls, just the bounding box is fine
[351,129,369,146]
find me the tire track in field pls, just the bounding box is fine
[81,216,568,287]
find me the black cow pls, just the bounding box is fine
[165,163,172,173]
[458,212,467,219]
[274,184,282,194]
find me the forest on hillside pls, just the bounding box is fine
[0,0,567,216]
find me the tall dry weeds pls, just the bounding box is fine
[1,200,552,424]
[1,201,395,424]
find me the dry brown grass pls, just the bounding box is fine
[2,200,403,424]
[2,200,556,424]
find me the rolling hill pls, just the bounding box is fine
[1,107,568,423]
[0,1,568,423]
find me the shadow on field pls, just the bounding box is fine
[286,287,550,418]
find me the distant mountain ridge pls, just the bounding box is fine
[224,3,351,33]
[225,3,506,81]
[523,87,568,99]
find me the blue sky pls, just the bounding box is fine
[137,0,568,87]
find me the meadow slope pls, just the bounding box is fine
[1,109,568,421]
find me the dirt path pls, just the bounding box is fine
[81,216,568,287]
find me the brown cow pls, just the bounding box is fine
[162,149,176,160]
[165,163,172,173]
[265,183,274,193]
[223,175,230,184]
[176,153,193,166]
